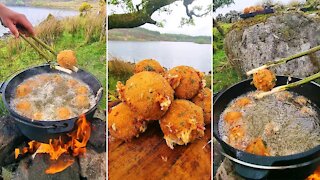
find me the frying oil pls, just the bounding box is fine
[11,73,95,121]
[219,91,320,156]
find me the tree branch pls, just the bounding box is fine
[108,0,178,29]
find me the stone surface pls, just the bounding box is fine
[224,12,320,78]
[88,118,106,153]
[12,154,80,180]
[79,148,106,180]
[0,116,25,167]
[216,11,241,23]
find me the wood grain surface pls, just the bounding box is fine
[108,122,212,180]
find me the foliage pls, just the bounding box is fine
[79,2,93,15]
[213,0,234,12]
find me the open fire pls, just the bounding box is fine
[307,167,320,180]
[14,114,91,174]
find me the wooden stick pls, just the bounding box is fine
[255,72,320,98]
[31,36,57,56]
[54,66,72,74]
[247,45,320,76]
[19,34,52,64]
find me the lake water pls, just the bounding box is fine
[108,41,212,72]
[0,6,78,36]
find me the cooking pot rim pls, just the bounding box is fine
[214,75,320,162]
[1,64,103,127]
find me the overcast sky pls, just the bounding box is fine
[108,0,211,36]
[214,0,305,16]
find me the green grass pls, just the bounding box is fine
[213,23,242,93]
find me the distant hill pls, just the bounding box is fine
[108,28,211,44]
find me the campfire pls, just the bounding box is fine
[14,114,91,174]
[307,167,320,180]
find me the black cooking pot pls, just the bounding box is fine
[214,76,320,180]
[0,64,103,143]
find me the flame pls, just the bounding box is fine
[307,167,320,180]
[14,114,91,174]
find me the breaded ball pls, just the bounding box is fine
[67,79,79,88]
[245,138,270,156]
[16,84,32,98]
[108,103,147,141]
[16,100,32,114]
[165,66,204,99]
[134,59,165,74]
[228,125,245,149]
[233,97,252,107]
[117,71,174,120]
[294,96,308,106]
[252,69,276,91]
[224,111,242,124]
[56,107,71,120]
[191,87,212,125]
[159,100,205,149]
[52,74,63,83]
[32,112,43,120]
[74,95,90,108]
[57,50,77,69]
[76,86,89,95]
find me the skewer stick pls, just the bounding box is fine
[19,34,52,64]
[31,36,57,56]
[54,66,72,74]
[71,66,79,72]
[246,45,320,76]
[255,72,320,99]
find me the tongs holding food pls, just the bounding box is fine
[245,45,320,98]
[17,25,79,74]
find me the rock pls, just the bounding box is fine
[0,116,26,167]
[79,148,106,180]
[12,154,80,180]
[225,12,320,78]
[216,11,241,23]
[88,118,106,153]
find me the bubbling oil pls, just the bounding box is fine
[11,73,96,121]
[219,91,320,156]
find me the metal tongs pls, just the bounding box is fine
[17,25,76,74]
[246,45,320,98]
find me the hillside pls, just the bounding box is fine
[108,28,211,44]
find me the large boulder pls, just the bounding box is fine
[224,12,320,78]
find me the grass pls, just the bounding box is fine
[213,23,242,93]
[0,10,106,117]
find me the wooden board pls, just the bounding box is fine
[108,122,212,180]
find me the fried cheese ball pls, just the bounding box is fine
[252,69,276,91]
[16,84,32,98]
[76,85,89,95]
[191,87,212,125]
[56,107,71,120]
[228,125,245,149]
[32,112,43,120]
[245,138,270,156]
[165,66,204,99]
[16,100,32,114]
[108,103,147,141]
[224,111,242,124]
[134,59,165,74]
[159,100,205,149]
[117,71,174,120]
[233,97,252,107]
[57,50,77,69]
[74,95,90,108]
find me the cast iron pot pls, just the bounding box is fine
[214,76,320,180]
[0,64,103,143]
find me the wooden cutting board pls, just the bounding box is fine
[108,122,212,180]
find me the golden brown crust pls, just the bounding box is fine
[159,99,205,149]
[57,50,77,69]
[165,66,203,99]
[191,87,212,125]
[108,103,147,141]
[224,111,242,124]
[117,71,174,120]
[134,59,165,74]
[16,84,32,98]
[56,107,71,119]
[245,138,270,156]
[252,69,276,91]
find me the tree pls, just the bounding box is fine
[213,0,234,36]
[108,0,210,29]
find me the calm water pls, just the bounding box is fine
[0,6,77,36]
[108,41,212,72]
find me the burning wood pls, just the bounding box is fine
[14,114,91,174]
[307,166,320,180]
